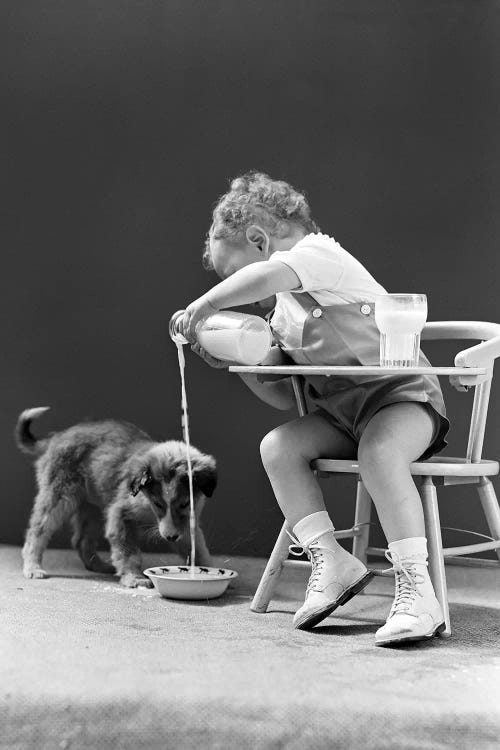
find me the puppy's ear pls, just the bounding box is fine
[129,465,152,497]
[193,460,217,498]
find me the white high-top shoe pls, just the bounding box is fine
[375,550,445,646]
[289,529,374,630]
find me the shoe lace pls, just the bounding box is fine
[383,550,427,618]
[286,529,335,594]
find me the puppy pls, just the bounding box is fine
[16,407,217,587]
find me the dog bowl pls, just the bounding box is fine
[143,565,238,600]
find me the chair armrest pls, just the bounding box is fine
[455,336,500,367]
[449,337,499,391]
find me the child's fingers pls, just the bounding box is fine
[191,342,207,357]
[183,298,219,342]
[449,374,470,392]
[190,342,228,369]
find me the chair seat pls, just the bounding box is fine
[312,456,499,477]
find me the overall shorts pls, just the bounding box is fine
[267,292,450,461]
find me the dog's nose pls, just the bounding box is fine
[166,534,180,542]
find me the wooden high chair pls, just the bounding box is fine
[234,321,500,637]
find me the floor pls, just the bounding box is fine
[1,544,499,750]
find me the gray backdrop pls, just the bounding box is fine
[3,0,499,558]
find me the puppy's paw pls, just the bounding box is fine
[120,573,153,588]
[23,566,49,579]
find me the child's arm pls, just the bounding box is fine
[237,371,296,411]
[180,262,300,343]
[236,345,297,411]
[191,341,297,410]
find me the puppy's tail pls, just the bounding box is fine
[15,407,51,456]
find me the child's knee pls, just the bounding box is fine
[358,434,402,475]
[259,425,300,468]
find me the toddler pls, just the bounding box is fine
[179,172,449,646]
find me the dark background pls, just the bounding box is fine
[2,0,499,559]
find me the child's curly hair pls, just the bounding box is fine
[202,171,320,270]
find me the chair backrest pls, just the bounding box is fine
[422,322,500,462]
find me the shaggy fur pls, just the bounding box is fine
[16,407,217,587]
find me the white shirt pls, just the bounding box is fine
[267,233,387,348]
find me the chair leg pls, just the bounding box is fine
[251,521,291,613]
[420,477,452,637]
[352,478,371,566]
[477,477,500,563]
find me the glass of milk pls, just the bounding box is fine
[374,294,427,367]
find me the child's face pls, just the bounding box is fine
[209,235,264,281]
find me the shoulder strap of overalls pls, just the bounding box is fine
[265,291,320,325]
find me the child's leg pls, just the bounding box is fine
[358,402,444,645]
[260,414,373,629]
[259,412,357,527]
[357,402,434,543]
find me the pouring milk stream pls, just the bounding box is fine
[170,309,273,577]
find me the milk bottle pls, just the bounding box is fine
[169,309,273,365]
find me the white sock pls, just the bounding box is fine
[388,536,428,561]
[293,511,335,547]
[388,537,438,598]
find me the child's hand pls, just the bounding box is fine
[260,345,289,366]
[190,342,229,369]
[255,345,295,382]
[181,297,219,344]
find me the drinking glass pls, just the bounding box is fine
[374,294,427,367]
